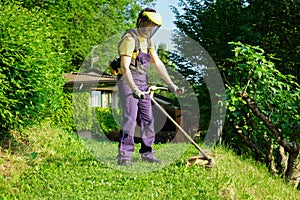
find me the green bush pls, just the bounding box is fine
[94,107,121,135]
[53,90,121,135]
[72,91,93,131]
[50,91,75,132]
[0,3,66,134]
[224,42,300,160]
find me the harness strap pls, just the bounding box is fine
[118,29,150,56]
[127,29,140,54]
[116,29,151,75]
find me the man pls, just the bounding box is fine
[117,8,182,166]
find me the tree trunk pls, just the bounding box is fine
[239,91,300,181]
[265,136,276,174]
[285,150,300,179]
[276,145,287,176]
[233,121,265,161]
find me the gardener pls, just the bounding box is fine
[117,8,182,166]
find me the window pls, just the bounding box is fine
[101,92,110,108]
[90,90,113,108]
[91,91,101,107]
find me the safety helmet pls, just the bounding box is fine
[142,12,163,26]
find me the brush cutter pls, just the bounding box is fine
[146,86,216,168]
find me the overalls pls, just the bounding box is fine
[117,48,155,162]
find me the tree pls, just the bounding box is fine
[225,42,299,183]
[172,0,300,184]
[0,0,156,135]
[173,0,300,82]
[17,0,154,72]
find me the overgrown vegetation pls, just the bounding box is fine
[224,42,300,183]
[0,3,66,135]
[0,0,149,136]
[60,90,121,135]
[1,0,300,197]
[172,0,300,185]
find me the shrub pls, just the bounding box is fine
[94,107,121,135]
[72,91,93,131]
[53,90,121,135]
[0,3,66,135]
[224,42,300,178]
[50,91,75,132]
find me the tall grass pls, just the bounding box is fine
[1,122,299,199]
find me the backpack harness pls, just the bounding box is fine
[109,29,151,76]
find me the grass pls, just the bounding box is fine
[1,122,300,200]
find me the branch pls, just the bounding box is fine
[243,78,252,96]
[238,91,299,153]
[233,121,265,161]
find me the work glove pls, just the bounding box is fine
[132,87,146,100]
[168,83,184,95]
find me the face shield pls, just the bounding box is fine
[137,12,162,38]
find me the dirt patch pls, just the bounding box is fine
[0,149,27,181]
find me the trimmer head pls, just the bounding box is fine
[148,86,217,169]
[186,154,216,168]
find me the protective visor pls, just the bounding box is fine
[138,12,162,38]
[138,22,161,38]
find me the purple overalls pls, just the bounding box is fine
[117,50,155,162]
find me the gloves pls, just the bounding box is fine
[168,83,184,95]
[132,87,146,99]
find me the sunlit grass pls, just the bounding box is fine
[1,122,299,199]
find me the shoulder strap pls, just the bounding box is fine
[126,29,140,52]
[118,29,151,55]
[147,38,151,54]
[132,29,151,53]
[118,29,140,53]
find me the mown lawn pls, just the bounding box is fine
[1,123,299,199]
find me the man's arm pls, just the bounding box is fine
[120,55,145,99]
[150,50,173,85]
[120,55,136,90]
[151,50,183,94]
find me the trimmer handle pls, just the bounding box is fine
[146,85,184,95]
[147,86,168,93]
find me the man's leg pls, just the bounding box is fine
[117,78,138,164]
[138,94,161,163]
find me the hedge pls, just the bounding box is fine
[0,3,66,135]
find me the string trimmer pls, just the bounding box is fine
[146,86,216,168]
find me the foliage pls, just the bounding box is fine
[0,0,157,136]
[224,42,300,176]
[172,0,300,180]
[169,50,212,131]
[15,0,153,72]
[226,42,299,138]
[50,91,76,132]
[51,90,121,135]
[72,91,94,131]
[173,0,300,82]
[0,3,66,135]
[94,107,121,135]
[157,35,223,132]
[1,123,300,199]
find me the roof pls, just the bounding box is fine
[64,68,117,85]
